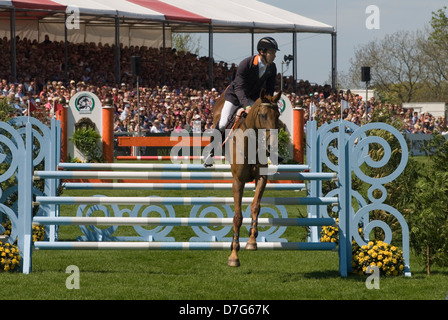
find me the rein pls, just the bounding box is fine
[221,101,277,147]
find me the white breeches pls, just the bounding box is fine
[218,99,254,130]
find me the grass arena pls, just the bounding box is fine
[1,114,448,303]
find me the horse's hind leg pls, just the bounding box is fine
[228,179,244,267]
[246,175,267,250]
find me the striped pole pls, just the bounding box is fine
[34,170,337,181]
[116,155,226,161]
[34,241,337,251]
[33,216,336,227]
[57,163,310,172]
[35,196,338,206]
[63,182,306,191]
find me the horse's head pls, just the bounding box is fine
[250,89,282,130]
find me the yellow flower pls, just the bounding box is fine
[368,241,374,247]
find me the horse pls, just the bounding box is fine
[210,89,282,267]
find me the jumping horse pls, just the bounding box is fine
[210,89,282,267]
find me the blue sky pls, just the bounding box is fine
[197,0,444,86]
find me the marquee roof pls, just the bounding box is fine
[0,0,334,34]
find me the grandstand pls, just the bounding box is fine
[0,0,336,88]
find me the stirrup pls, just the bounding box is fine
[203,151,214,167]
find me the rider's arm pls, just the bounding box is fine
[232,57,252,108]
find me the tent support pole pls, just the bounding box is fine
[251,29,254,56]
[208,24,213,89]
[331,32,337,89]
[10,8,16,83]
[64,13,68,83]
[292,31,297,92]
[162,22,166,85]
[115,17,120,84]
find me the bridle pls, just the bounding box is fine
[255,102,280,130]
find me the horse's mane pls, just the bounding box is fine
[238,92,278,130]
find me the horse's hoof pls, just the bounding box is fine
[227,258,240,267]
[245,242,257,251]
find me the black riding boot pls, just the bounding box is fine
[203,125,225,167]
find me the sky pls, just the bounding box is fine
[196,0,444,86]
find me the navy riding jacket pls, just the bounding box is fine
[224,55,277,108]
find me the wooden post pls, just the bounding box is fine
[293,107,305,163]
[102,102,114,163]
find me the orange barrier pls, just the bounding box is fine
[102,105,114,163]
[117,135,211,147]
[293,108,305,163]
[56,106,68,162]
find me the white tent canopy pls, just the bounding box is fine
[0,0,336,86]
[0,0,334,43]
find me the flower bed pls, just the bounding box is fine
[0,242,21,272]
[320,219,405,276]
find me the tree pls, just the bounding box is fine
[407,134,448,275]
[171,33,201,55]
[429,6,448,49]
[349,30,427,103]
[423,6,448,99]
[348,7,448,103]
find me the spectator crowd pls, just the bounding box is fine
[1,36,447,136]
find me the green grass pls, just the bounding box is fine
[1,170,448,301]
[2,249,448,300]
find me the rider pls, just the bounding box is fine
[204,37,279,167]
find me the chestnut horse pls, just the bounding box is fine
[210,89,282,267]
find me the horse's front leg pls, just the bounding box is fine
[246,174,267,250]
[228,179,244,267]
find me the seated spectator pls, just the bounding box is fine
[150,119,163,133]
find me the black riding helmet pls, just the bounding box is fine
[257,37,280,52]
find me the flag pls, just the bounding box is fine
[55,102,64,112]
[28,99,37,112]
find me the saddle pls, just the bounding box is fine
[224,107,247,131]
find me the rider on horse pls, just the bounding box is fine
[204,37,279,167]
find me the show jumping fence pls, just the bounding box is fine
[0,116,411,277]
